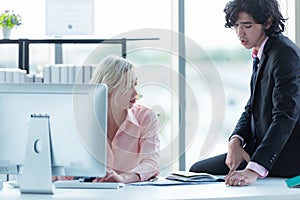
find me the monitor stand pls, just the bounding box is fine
[19,114,54,194]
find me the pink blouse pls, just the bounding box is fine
[106,104,160,181]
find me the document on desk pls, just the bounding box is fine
[128,177,199,186]
[128,176,224,186]
[165,171,225,182]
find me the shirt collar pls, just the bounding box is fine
[257,37,269,60]
[126,108,140,127]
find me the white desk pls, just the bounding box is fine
[1,178,300,200]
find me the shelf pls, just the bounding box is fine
[0,38,159,73]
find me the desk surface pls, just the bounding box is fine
[1,178,300,200]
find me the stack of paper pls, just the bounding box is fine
[166,171,225,182]
[0,68,27,83]
[41,64,97,84]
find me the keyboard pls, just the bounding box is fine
[7,180,125,189]
[54,180,125,189]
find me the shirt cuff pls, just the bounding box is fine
[246,161,269,178]
[229,134,244,145]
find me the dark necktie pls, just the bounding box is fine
[251,50,260,94]
[251,49,259,138]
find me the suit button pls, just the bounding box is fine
[269,159,273,163]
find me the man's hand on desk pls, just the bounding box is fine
[225,168,259,186]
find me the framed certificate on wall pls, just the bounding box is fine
[46,0,94,36]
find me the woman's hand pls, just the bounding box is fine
[93,168,140,183]
[93,169,126,183]
[52,176,73,182]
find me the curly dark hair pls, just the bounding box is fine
[224,0,287,36]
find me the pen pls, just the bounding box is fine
[149,177,158,182]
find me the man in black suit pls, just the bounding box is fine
[190,0,300,186]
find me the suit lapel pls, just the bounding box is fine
[252,35,278,96]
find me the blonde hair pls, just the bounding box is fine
[90,55,135,94]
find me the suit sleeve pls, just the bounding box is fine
[230,98,255,150]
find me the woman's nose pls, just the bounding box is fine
[132,88,137,96]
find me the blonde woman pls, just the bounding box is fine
[90,55,160,183]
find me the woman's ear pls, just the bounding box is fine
[264,17,273,29]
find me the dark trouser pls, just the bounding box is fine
[189,153,248,175]
[189,152,300,178]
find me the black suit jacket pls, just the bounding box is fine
[231,34,300,177]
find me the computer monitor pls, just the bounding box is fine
[0,83,107,194]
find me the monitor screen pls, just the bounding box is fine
[0,83,107,194]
